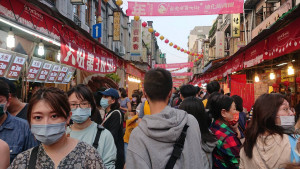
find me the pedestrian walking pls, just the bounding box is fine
[100,88,125,169]
[67,84,117,169]
[126,68,206,169]
[231,95,247,139]
[209,93,241,169]
[240,93,296,169]
[9,87,105,169]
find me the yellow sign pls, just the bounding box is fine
[113,12,121,41]
[231,14,240,38]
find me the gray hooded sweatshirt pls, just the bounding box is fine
[126,106,206,169]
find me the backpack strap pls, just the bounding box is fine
[165,124,189,169]
[28,146,39,169]
[288,135,300,163]
[101,109,122,126]
[93,125,105,149]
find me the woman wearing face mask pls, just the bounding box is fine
[240,93,296,169]
[131,93,141,113]
[67,85,117,169]
[209,93,241,169]
[9,87,105,169]
[100,88,125,169]
[119,88,131,114]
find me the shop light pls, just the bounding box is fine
[287,63,295,75]
[6,27,15,48]
[128,76,141,83]
[276,63,287,67]
[38,42,45,56]
[57,50,61,61]
[232,72,236,74]
[254,73,260,82]
[269,70,275,80]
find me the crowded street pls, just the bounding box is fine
[1,0,300,168]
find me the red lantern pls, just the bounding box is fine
[142,21,147,27]
[165,39,169,43]
[296,77,300,84]
[155,32,160,37]
[180,49,184,52]
[187,51,190,54]
[283,81,290,86]
[173,45,177,48]
[272,83,279,88]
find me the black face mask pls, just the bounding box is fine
[282,125,296,135]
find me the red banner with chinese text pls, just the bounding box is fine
[61,37,117,74]
[126,63,145,79]
[127,0,244,16]
[155,62,193,69]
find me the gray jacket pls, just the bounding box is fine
[126,106,206,169]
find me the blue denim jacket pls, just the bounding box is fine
[0,112,38,163]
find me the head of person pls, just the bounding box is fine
[208,93,238,126]
[172,87,177,94]
[100,88,120,111]
[0,80,10,118]
[31,83,42,95]
[206,81,220,94]
[199,91,205,98]
[180,84,197,100]
[179,97,216,143]
[232,95,243,112]
[67,84,100,124]
[0,77,17,98]
[119,88,127,98]
[195,86,201,96]
[132,93,140,104]
[27,87,71,145]
[144,68,172,104]
[93,87,107,109]
[243,93,294,158]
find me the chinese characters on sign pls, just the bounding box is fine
[0,52,13,77]
[36,62,53,82]
[55,66,69,83]
[155,62,194,69]
[47,64,61,82]
[113,12,121,41]
[27,58,44,81]
[216,31,225,58]
[231,14,240,38]
[130,20,142,56]
[6,55,27,80]
[127,0,243,16]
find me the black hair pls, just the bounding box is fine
[144,68,172,101]
[220,89,224,95]
[0,79,10,100]
[94,88,107,107]
[180,85,197,98]
[119,88,127,98]
[110,96,120,110]
[0,77,16,97]
[232,95,243,112]
[67,84,102,124]
[195,86,201,94]
[208,93,234,120]
[179,97,217,143]
[207,81,220,94]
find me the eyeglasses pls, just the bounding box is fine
[70,102,90,109]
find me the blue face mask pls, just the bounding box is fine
[100,98,109,109]
[31,122,66,145]
[71,108,91,124]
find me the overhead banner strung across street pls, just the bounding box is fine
[61,37,117,74]
[127,0,243,16]
[155,62,193,69]
[172,72,193,76]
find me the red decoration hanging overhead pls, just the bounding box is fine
[142,21,147,27]
[155,32,160,37]
[180,49,184,52]
[173,45,177,48]
[165,39,169,43]
[283,81,290,86]
[187,51,190,54]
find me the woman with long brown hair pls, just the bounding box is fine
[240,93,294,169]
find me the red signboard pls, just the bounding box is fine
[155,62,193,69]
[0,52,13,77]
[47,64,61,82]
[36,62,53,82]
[55,66,69,83]
[126,63,144,79]
[172,72,193,76]
[6,55,27,80]
[27,58,43,81]
[61,37,117,74]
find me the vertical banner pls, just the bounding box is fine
[36,61,53,82]
[55,66,69,83]
[6,54,27,80]
[0,51,13,77]
[27,58,44,81]
[231,14,240,38]
[113,12,121,41]
[131,20,142,56]
[47,64,61,83]
[216,31,225,58]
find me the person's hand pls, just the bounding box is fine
[231,122,241,139]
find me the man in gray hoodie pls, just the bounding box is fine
[126,68,206,169]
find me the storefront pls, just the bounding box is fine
[126,63,145,98]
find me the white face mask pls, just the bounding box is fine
[279,116,295,126]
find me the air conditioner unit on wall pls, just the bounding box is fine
[119,45,125,56]
[113,42,119,53]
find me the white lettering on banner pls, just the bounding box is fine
[77,48,85,69]
[14,57,26,64]
[95,58,100,71]
[100,57,106,72]
[64,43,76,65]
[87,53,94,71]
[107,58,114,72]
[0,53,11,62]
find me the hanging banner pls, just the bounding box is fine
[172,72,193,76]
[47,64,61,82]
[55,66,69,83]
[126,63,145,79]
[231,14,240,38]
[6,54,27,80]
[155,62,193,69]
[127,0,243,16]
[27,58,44,81]
[63,67,76,84]
[113,11,121,41]
[61,37,117,74]
[0,51,13,77]
[216,31,225,58]
[131,20,142,56]
[36,61,54,82]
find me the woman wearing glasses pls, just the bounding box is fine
[67,84,117,169]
